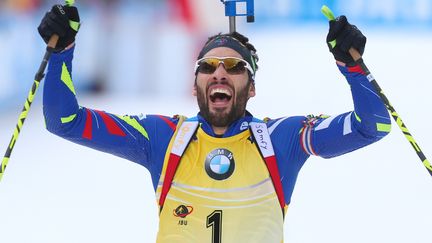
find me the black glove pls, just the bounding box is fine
[38,4,80,52]
[326,15,366,66]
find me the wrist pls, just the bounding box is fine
[335,60,346,66]
[63,42,75,52]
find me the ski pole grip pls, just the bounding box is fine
[349,48,362,62]
[321,5,363,62]
[47,34,59,49]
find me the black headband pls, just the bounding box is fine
[197,35,257,76]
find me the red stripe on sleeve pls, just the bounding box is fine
[299,127,308,154]
[82,109,93,139]
[348,64,366,75]
[95,110,126,137]
[157,115,177,131]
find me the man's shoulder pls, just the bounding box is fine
[265,116,306,128]
[143,114,184,129]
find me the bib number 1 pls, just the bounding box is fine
[206,210,222,243]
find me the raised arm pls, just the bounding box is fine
[300,15,391,158]
[38,5,165,169]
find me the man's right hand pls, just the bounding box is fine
[38,5,80,52]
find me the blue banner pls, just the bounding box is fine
[255,0,432,28]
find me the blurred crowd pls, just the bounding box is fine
[0,0,228,109]
[3,0,428,112]
[1,1,126,13]
[0,0,200,29]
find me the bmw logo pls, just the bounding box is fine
[205,148,235,180]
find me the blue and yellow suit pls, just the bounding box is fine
[43,47,391,242]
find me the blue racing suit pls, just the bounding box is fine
[43,46,391,207]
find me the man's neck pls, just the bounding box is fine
[212,126,228,136]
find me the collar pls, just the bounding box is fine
[196,111,260,138]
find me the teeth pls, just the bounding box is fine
[210,88,232,96]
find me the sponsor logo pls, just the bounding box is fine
[172,123,193,152]
[173,205,194,218]
[205,148,235,180]
[240,121,249,131]
[174,205,193,226]
[56,5,66,15]
[214,37,228,46]
[254,124,269,151]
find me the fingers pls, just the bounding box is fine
[66,6,80,22]
[38,4,80,51]
[39,5,69,38]
[326,15,367,64]
[351,26,367,55]
[38,12,53,39]
[47,11,68,37]
[326,15,348,42]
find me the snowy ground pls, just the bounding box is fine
[0,29,431,243]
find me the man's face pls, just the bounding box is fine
[193,47,255,128]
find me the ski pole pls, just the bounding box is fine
[321,5,432,177]
[0,0,75,182]
[220,0,255,33]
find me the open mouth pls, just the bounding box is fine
[209,88,233,104]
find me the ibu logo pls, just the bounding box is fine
[205,148,235,180]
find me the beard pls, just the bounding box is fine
[196,82,251,128]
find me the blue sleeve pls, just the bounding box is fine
[269,63,391,204]
[300,63,391,158]
[43,47,177,176]
[267,116,310,205]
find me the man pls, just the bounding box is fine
[38,4,391,243]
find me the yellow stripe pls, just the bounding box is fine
[392,112,411,133]
[28,81,39,101]
[115,115,149,140]
[24,100,30,110]
[376,123,391,133]
[1,157,9,180]
[69,20,80,32]
[10,128,19,149]
[405,135,421,152]
[1,157,9,171]
[391,112,421,151]
[61,63,76,95]
[424,159,432,171]
[354,112,362,122]
[65,0,75,6]
[61,114,77,124]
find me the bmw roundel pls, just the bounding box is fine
[205,148,235,180]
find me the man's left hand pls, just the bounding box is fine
[326,15,366,66]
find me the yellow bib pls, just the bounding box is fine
[156,125,284,243]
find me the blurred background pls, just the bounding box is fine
[0,0,431,242]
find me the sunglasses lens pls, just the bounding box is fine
[224,58,246,74]
[197,61,217,74]
[197,58,248,75]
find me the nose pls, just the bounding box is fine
[212,63,228,81]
